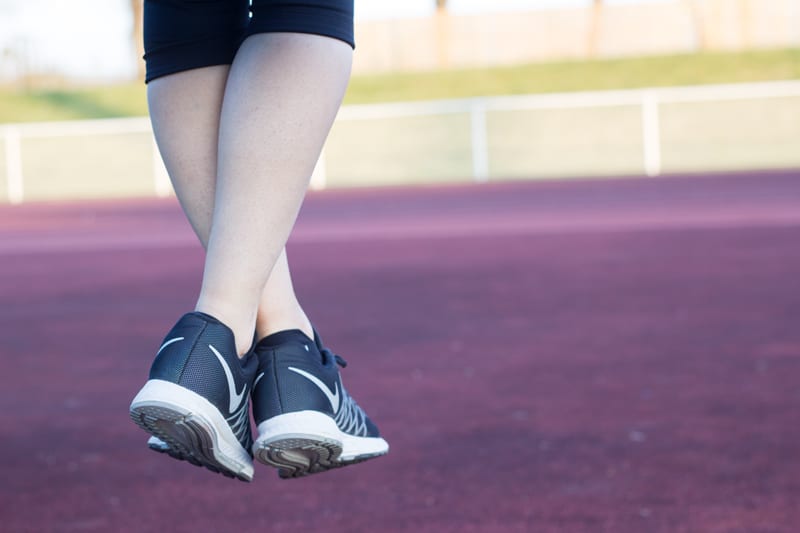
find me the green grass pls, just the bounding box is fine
[1,48,798,123]
[345,48,800,104]
[0,84,149,123]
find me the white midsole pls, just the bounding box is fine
[131,379,253,474]
[254,411,389,460]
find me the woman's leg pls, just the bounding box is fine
[195,33,352,356]
[148,65,314,347]
[131,0,371,482]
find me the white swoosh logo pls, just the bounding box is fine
[288,366,340,413]
[156,337,184,356]
[209,344,246,414]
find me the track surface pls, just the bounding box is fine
[1,170,799,532]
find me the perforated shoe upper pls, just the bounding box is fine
[251,329,381,439]
[148,312,258,451]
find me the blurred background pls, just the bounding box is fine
[2,3,800,532]
[0,0,798,203]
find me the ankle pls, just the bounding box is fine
[256,306,313,342]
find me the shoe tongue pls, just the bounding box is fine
[255,329,313,349]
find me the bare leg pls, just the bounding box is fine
[197,33,351,355]
[146,66,320,355]
[148,66,314,341]
[150,34,351,355]
[148,66,227,244]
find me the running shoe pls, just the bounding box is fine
[130,312,258,482]
[146,436,202,466]
[251,329,389,478]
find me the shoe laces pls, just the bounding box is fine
[320,345,348,368]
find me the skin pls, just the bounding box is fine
[147,33,353,355]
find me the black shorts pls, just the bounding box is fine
[143,0,355,83]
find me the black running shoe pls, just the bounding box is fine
[130,312,258,482]
[251,329,389,479]
[146,435,204,467]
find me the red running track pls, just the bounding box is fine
[1,170,799,532]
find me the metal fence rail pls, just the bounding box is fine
[2,80,800,204]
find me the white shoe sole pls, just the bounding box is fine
[253,410,389,479]
[130,379,254,482]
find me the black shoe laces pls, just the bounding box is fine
[320,345,348,368]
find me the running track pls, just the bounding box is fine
[1,170,799,532]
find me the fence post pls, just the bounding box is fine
[152,134,172,197]
[641,91,662,177]
[470,99,490,182]
[4,126,24,204]
[309,149,327,190]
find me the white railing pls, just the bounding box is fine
[3,79,800,203]
[328,79,800,186]
[1,116,168,204]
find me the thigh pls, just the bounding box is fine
[248,0,355,49]
[143,0,250,83]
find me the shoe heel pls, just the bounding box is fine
[130,379,255,482]
[252,411,343,478]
